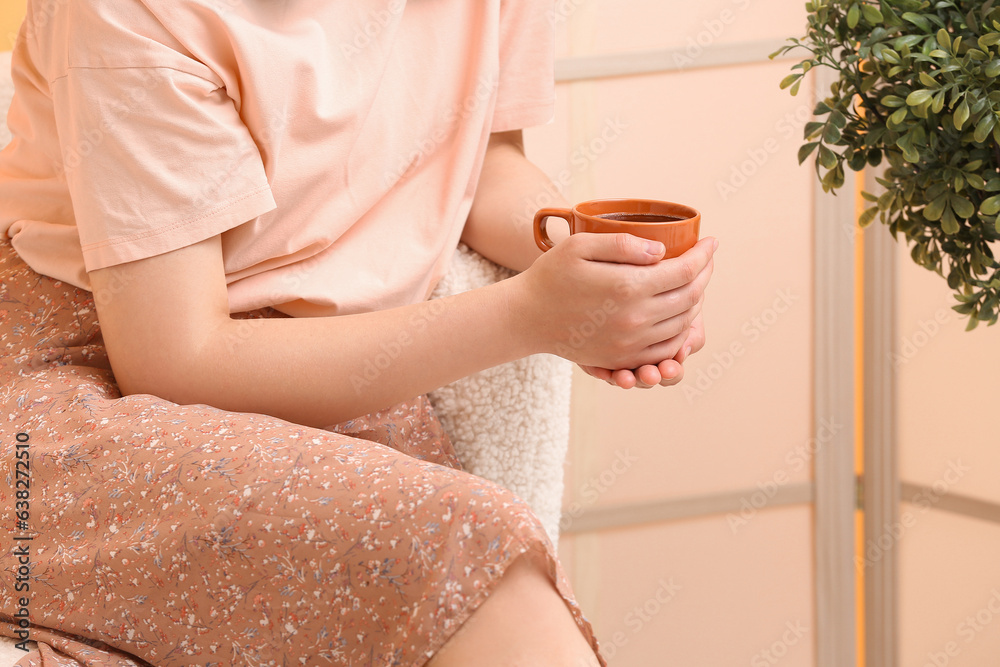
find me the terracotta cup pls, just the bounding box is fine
[533,198,700,259]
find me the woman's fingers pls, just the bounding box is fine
[584,358,684,389]
[634,365,662,388]
[657,359,685,386]
[611,368,638,389]
[578,364,613,383]
[638,237,717,296]
[682,312,706,358]
[615,262,709,358]
[649,260,711,324]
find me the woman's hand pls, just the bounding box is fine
[511,232,716,372]
[578,310,707,389]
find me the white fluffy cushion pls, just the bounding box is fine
[428,246,572,546]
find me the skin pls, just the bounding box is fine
[425,550,602,667]
[464,131,710,390]
[88,129,716,663]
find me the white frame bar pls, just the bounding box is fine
[560,482,814,535]
[812,68,859,667]
[555,39,791,82]
[863,172,899,667]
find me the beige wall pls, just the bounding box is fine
[893,240,1000,666]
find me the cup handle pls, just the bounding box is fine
[533,208,573,252]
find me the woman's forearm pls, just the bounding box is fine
[190,277,535,429]
[462,130,570,272]
[91,233,544,430]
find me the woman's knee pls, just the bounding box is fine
[427,549,600,667]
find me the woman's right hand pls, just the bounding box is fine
[511,233,717,371]
[579,305,707,389]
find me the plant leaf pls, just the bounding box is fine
[937,28,952,51]
[798,142,819,164]
[848,4,860,29]
[967,173,986,190]
[780,73,802,90]
[902,12,931,32]
[818,144,838,169]
[941,206,960,234]
[878,190,895,211]
[975,114,997,143]
[951,195,975,219]
[861,4,883,24]
[906,89,934,106]
[804,121,825,138]
[924,194,947,221]
[859,206,879,227]
[955,99,970,129]
[890,107,909,126]
[980,33,1000,50]
[981,194,1000,215]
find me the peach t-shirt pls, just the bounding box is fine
[0,0,555,316]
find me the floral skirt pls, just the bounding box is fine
[0,239,604,666]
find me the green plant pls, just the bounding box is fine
[772,0,1000,328]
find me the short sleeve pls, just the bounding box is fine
[50,65,276,272]
[492,0,557,132]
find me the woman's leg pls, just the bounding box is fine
[427,549,601,667]
[0,239,606,667]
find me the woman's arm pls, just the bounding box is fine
[90,231,715,429]
[465,130,714,390]
[461,130,570,272]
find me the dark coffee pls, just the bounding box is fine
[596,212,685,222]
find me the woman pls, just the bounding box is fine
[0,0,716,664]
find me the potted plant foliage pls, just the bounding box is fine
[772,0,1000,328]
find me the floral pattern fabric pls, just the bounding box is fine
[0,240,605,666]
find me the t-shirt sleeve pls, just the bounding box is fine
[491,0,557,133]
[48,26,276,272]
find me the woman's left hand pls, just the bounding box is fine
[578,311,706,389]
